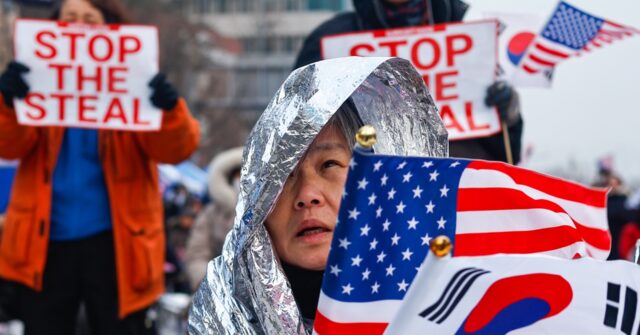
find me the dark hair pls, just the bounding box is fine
[50,0,132,24]
[325,98,364,149]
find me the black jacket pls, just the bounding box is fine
[294,0,523,164]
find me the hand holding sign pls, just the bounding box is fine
[149,73,179,111]
[0,62,30,108]
[13,19,162,131]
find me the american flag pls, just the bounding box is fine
[313,149,609,335]
[520,1,639,74]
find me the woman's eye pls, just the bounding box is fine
[322,160,340,169]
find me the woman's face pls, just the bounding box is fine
[265,125,351,271]
[59,0,105,24]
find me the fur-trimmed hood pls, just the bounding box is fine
[207,147,243,212]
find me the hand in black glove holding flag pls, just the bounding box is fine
[0,61,30,109]
[483,80,523,165]
[485,80,519,125]
[149,73,179,112]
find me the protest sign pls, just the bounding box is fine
[13,19,161,131]
[322,20,500,141]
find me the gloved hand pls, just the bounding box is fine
[484,81,514,122]
[149,73,179,111]
[0,61,30,109]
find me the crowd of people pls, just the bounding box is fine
[0,0,637,334]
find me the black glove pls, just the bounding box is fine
[484,80,514,121]
[149,73,179,111]
[0,61,30,109]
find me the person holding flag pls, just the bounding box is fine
[294,0,524,165]
[188,57,448,334]
[0,0,200,333]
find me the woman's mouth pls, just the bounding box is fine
[297,226,331,237]
[295,220,333,243]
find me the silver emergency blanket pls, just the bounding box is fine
[188,57,448,334]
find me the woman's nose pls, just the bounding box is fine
[294,180,324,209]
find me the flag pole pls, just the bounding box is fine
[502,120,514,165]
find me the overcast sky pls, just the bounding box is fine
[463,0,640,186]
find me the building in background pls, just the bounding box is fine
[185,0,351,120]
[0,1,17,67]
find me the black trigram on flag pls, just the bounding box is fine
[419,267,490,324]
[604,282,639,335]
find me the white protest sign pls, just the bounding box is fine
[385,253,640,335]
[322,20,500,141]
[13,19,161,131]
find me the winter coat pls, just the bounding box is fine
[294,0,523,164]
[185,147,243,291]
[0,95,200,318]
[188,57,448,334]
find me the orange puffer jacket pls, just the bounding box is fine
[0,95,200,318]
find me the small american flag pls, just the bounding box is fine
[520,1,639,74]
[313,149,609,335]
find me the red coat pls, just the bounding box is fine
[0,96,200,318]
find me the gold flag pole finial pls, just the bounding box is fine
[355,125,377,149]
[430,235,452,258]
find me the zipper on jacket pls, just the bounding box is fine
[39,219,45,236]
[34,272,41,288]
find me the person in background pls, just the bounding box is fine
[185,147,243,291]
[603,173,632,260]
[294,0,523,164]
[0,0,200,333]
